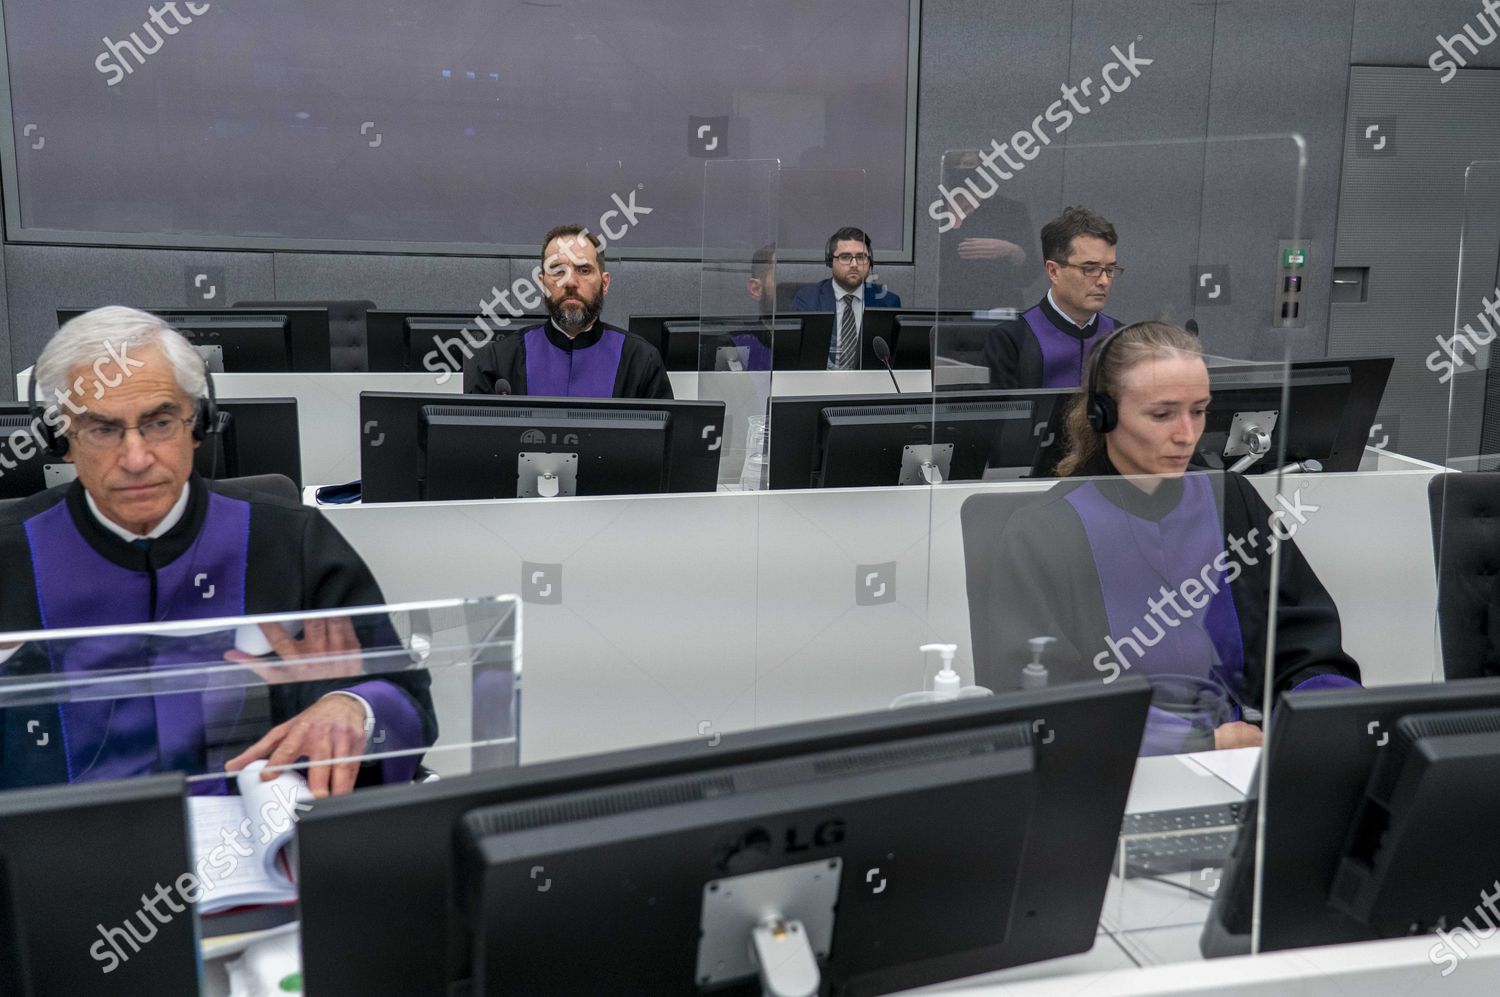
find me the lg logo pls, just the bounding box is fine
[520,430,579,447]
[715,820,845,874]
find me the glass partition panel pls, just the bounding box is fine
[0,596,519,793]
[1433,162,1500,690]
[700,159,781,490]
[922,132,1308,963]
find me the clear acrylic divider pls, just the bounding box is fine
[1434,162,1500,688]
[927,134,1306,958]
[0,595,520,795]
[699,159,780,489]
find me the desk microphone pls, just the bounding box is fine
[873,336,901,393]
[495,378,512,396]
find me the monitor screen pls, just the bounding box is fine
[297,679,1152,994]
[767,389,1069,489]
[55,307,333,372]
[0,774,198,994]
[365,310,547,373]
[360,391,725,503]
[1202,677,1500,958]
[1202,357,1393,474]
[419,403,671,500]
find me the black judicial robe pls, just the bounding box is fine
[980,295,1119,390]
[978,453,1359,741]
[463,319,673,399]
[0,475,438,791]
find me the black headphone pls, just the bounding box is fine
[30,354,220,458]
[824,227,875,269]
[1084,323,1136,435]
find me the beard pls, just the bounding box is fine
[546,288,604,336]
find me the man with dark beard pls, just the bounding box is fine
[463,225,672,398]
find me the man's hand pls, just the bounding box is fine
[1214,721,1264,750]
[226,695,368,797]
[957,237,1025,264]
[224,616,364,684]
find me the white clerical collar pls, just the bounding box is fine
[1046,289,1094,331]
[86,482,191,542]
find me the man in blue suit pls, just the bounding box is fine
[792,226,902,369]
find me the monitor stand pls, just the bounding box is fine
[696,858,841,997]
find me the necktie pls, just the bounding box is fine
[836,294,859,370]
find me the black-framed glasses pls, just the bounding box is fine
[69,415,196,451]
[832,253,870,265]
[1058,262,1125,279]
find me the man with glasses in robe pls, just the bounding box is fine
[982,206,1127,390]
[0,307,436,796]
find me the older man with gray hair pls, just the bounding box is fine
[0,306,436,796]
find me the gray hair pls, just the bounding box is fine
[35,306,206,404]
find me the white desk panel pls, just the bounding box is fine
[323,456,1443,764]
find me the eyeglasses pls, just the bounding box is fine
[1058,262,1125,279]
[70,415,195,451]
[832,253,870,265]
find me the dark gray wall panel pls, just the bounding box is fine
[1060,1,1215,327]
[272,252,513,314]
[600,260,702,333]
[1352,0,1500,69]
[1198,0,1355,362]
[1328,66,1500,464]
[0,246,10,400]
[3,245,275,394]
[914,0,1073,307]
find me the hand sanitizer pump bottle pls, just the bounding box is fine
[890,643,994,708]
[1020,636,1055,690]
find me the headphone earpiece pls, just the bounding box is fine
[194,358,220,443]
[1084,326,1129,435]
[28,373,67,458]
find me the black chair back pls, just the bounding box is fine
[1428,472,1500,680]
[959,489,1047,680]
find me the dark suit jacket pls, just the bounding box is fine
[791,278,902,311]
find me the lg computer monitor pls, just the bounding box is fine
[0,774,198,995]
[0,399,301,499]
[297,679,1152,995]
[365,310,547,373]
[865,310,1018,371]
[635,313,856,371]
[359,391,725,503]
[1201,356,1393,474]
[1201,677,1500,958]
[55,307,333,372]
[766,389,1070,489]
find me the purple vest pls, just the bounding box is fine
[23,493,253,789]
[1065,474,1245,691]
[1023,305,1116,388]
[729,332,773,372]
[524,325,624,397]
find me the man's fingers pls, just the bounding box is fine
[303,728,337,797]
[329,615,360,655]
[259,622,300,660]
[264,723,310,780]
[226,719,290,772]
[304,617,329,654]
